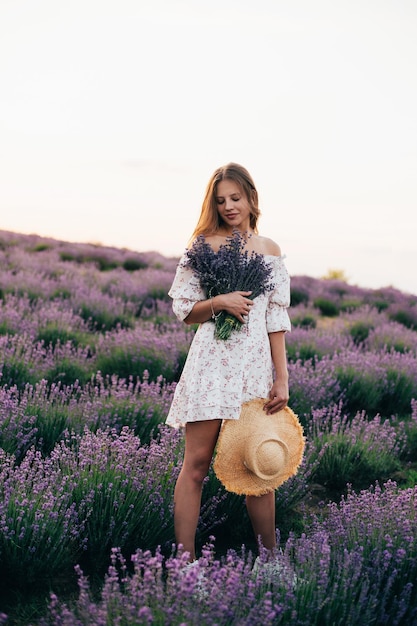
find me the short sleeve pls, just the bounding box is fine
[266,256,291,333]
[168,254,205,321]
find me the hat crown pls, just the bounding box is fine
[244,436,289,481]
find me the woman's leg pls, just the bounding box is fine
[174,419,222,561]
[245,491,277,552]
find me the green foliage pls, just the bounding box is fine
[286,342,319,363]
[349,321,374,345]
[0,451,82,589]
[32,243,51,252]
[95,347,146,382]
[400,420,417,462]
[78,303,133,331]
[95,346,182,383]
[336,365,380,415]
[339,298,362,312]
[0,321,13,336]
[136,290,170,318]
[290,288,309,307]
[59,252,120,271]
[148,286,170,301]
[59,251,76,262]
[94,397,168,444]
[45,359,92,387]
[122,257,148,271]
[384,368,416,416]
[64,429,177,575]
[0,359,35,389]
[36,323,92,349]
[28,405,74,456]
[14,288,40,303]
[336,365,415,417]
[373,299,389,312]
[152,313,177,327]
[311,433,401,491]
[389,308,417,330]
[389,341,408,354]
[313,298,339,317]
[0,411,36,460]
[51,288,71,300]
[291,314,317,329]
[83,255,119,272]
[199,468,249,549]
[402,468,417,488]
[70,466,145,574]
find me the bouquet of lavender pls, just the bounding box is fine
[184,230,274,340]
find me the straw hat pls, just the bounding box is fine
[213,398,305,496]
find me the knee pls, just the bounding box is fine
[184,458,210,486]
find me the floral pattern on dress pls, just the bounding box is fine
[166,255,291,428]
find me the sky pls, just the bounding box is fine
[0,0,416,295]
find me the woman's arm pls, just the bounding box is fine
[183,291,253,325]
[263,331,289,415]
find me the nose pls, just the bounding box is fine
[225,198,235,211]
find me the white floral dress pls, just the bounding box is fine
[166,254,291,428]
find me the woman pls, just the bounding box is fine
[166,163,291,561]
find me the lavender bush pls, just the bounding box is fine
[0,425,183,590]
[37,482,417,625]
[332,348,417,417]
[0,321,191,390]
[366,320,417,354]
[0,374,176,460]
[0,446,84,588]
[58,426,181,574]
[287,356,341,418]
[306,404,406,490]
[286,324,354,362]
[1,229,417,623]
[0,333,92,389]
[95,323,191,383]
[402,398,417,462]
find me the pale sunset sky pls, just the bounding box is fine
[0,0,416,294]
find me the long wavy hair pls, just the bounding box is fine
[190,163,260,240]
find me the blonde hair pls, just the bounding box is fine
[191,163,260,240]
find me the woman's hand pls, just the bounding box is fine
[263,379,289,415]
[184,290,253,325]
[215,291,253,323]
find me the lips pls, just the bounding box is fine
[225,213,238,219]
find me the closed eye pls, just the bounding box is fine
[216,196,240,204]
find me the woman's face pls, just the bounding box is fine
[215,179,252,232]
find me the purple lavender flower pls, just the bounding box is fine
[184,231,274,340]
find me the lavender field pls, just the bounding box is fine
[0,229,417,625]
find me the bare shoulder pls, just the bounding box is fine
[253,235,282,257]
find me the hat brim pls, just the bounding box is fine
[213,399,305,496]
